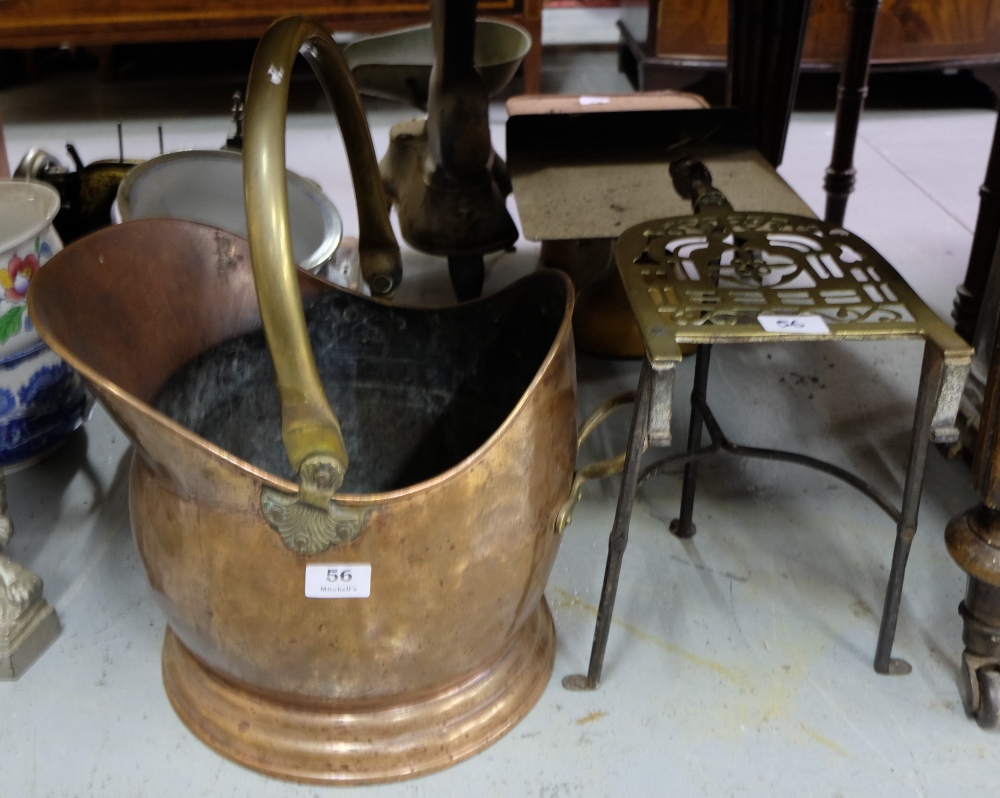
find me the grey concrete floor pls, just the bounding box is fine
[1,21,998,797]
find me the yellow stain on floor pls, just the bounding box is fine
[796,722,850,757]
[551,587,747,687]
[551,586,859,756]
[576,711,608,725]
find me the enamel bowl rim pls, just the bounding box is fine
[0,180,61,254]
[114,148,343,273]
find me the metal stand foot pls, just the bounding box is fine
[873,344,942,674]
[561,674,597,691]
[448,254,485,302]
[672,345,711,539]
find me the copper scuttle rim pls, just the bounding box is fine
[28,219,576,506]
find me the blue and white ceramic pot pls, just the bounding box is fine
[0,180,88,470]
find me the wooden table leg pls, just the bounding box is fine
[0,110,10,179]
[727,0,812,168]
[952,113,1000,342]
[947,217,1000,727]
[823,0,883,226]
[520,0,543,94]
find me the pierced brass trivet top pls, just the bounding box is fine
[616,211,959,365]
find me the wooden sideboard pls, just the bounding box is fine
[0,0,542,92]
[621,0,1000,88]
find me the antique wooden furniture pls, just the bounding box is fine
[565,158,972,690]
[620,0,1000,90]
[507,0,812,360]
[507,93,709,357]
[625,0,994,231]
[947,221,1000,727]
[507,106,815,357]
[0,0,543,93]
[953,114,1000,344]
[953,116,1000,465]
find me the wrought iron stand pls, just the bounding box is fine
[564,186,971,691]
[565,340,958,689]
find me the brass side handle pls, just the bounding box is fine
[243,17,402,499]
[555,391,637,534]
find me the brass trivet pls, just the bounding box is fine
[565,161,973,692]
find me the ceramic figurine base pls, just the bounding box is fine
[162,601,556,784]
[0,596,60,680]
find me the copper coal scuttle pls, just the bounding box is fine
[27,17,612,784]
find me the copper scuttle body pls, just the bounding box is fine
[28,16,579,784]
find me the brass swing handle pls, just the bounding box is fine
[555,391,638,534]
[244,17,402,500]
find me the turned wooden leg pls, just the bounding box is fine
[727,0,812,167]
[520,0,542,94]
[953,113,1000,342]
[824,0,883,227]
[0,109,9,179]
[947,243,1000,725]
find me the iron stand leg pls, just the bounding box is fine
[873,343,943,674]
[671,345,712,539]
[563,361,653,691]
[448,254,486,302]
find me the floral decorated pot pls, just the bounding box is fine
[0,181,88,470]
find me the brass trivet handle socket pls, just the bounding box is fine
[244,17,403,498]
[668,157,733,215]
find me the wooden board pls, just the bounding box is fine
[0,0,542,93]
[625,0,1000,69]
[506,102,814,242]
